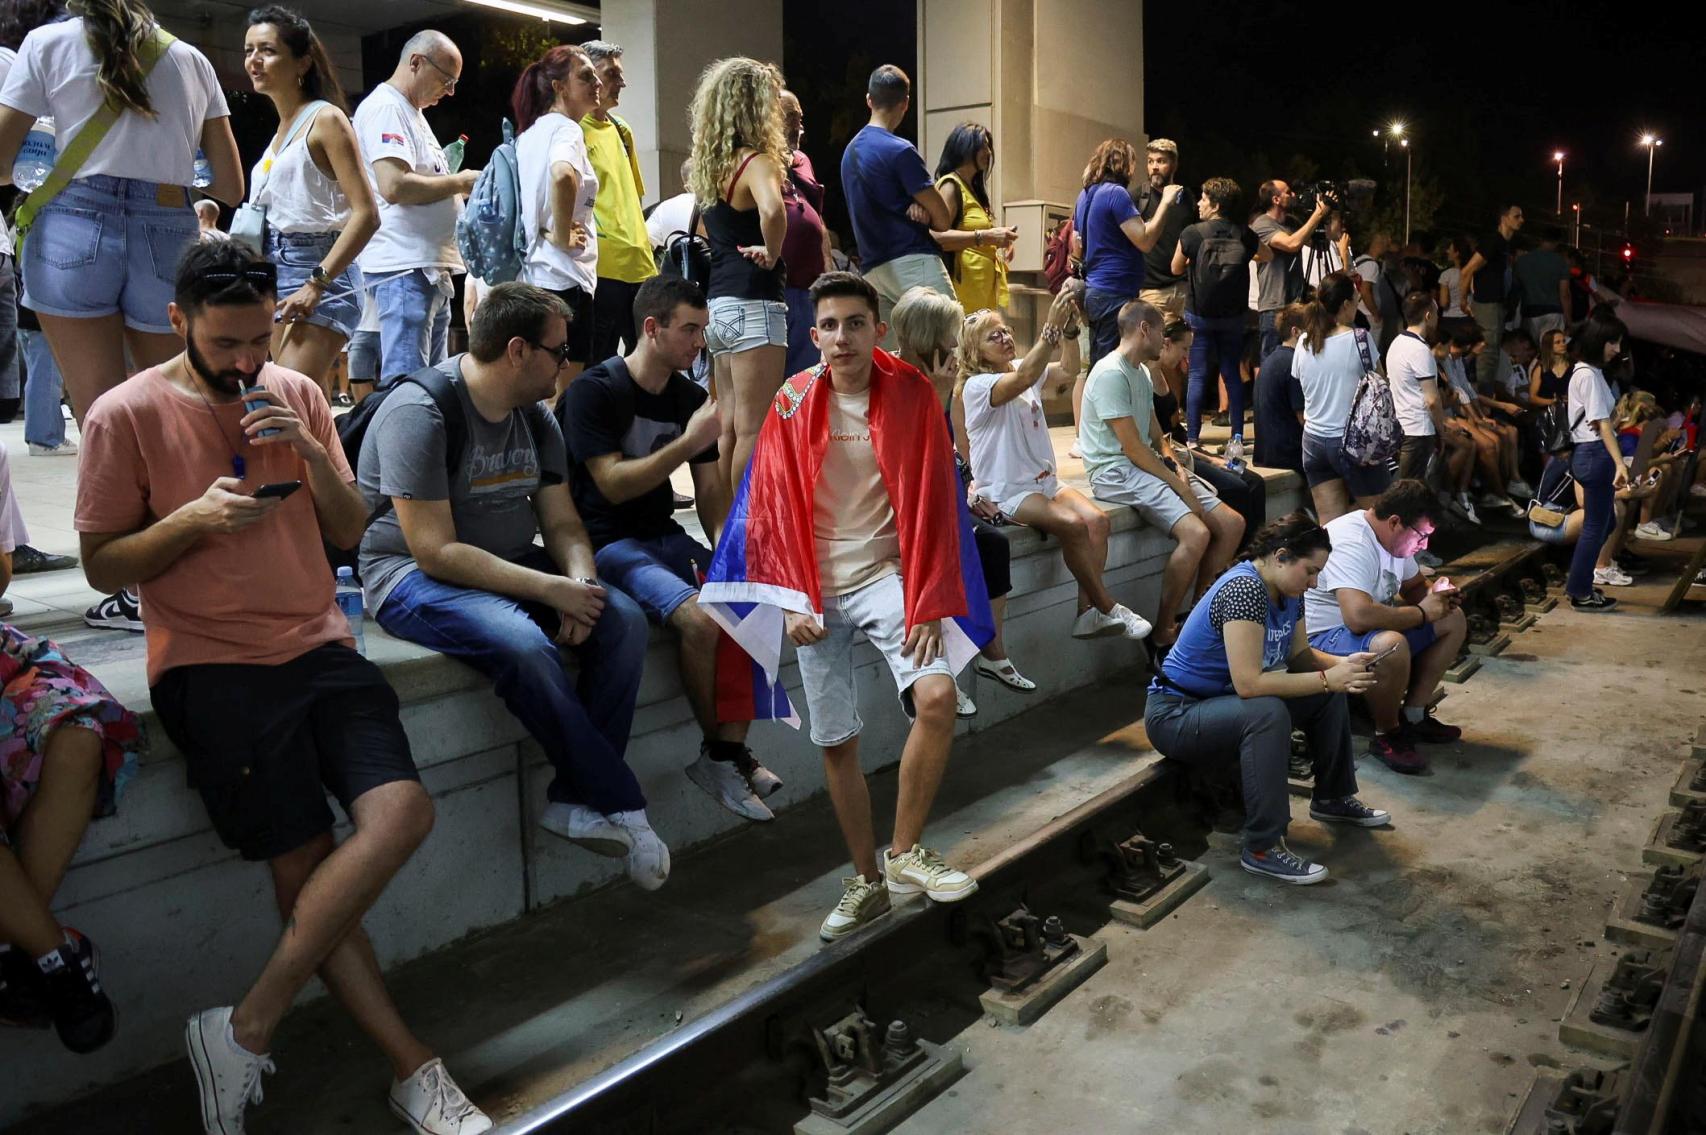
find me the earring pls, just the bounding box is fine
[298,75,305,88]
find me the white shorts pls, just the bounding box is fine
[989,474,1063,519]
[1088,462,1220,532]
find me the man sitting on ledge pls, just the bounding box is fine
[1303,478,1468,775]
[74,241,489,1135]
[359,282,667,891]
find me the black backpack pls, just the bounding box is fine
[328,360,559,576]
[1189,223,1254,317]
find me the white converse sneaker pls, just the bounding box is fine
[610,810,670,891]
[955,685,977,717]
[389,1058,492,1135]
[685,752,774,822]
[1071,606,1123,639]
[1108,603,1154,641]
[883,844,978,902]
[538,802,630,857]
[819,874,892,941]
[185,1006,275,1135]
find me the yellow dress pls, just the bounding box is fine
[938,171,1008,312]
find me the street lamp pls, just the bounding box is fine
[1571,202,1581,246]
[1640,134,1663,215]
[1553,151,1565,217]
[1389,122,1411,245]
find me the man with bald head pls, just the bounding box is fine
[353,31,482,388]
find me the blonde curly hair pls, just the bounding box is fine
[956,308,1009,383]
[687,57,790,207]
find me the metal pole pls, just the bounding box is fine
[1555,159,1563,216]
[1646,144,1655,216]
[1404,146,1412,245]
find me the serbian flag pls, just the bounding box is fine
[701,350,993,728]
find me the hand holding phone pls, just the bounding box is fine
[1365,641,1402,670]
[252,480,302,500]
[1432,576,1454,593]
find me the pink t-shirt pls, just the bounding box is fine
[74,363,354,685]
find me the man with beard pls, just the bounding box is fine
[73,240,491,1134]
[1132,139,1194,320]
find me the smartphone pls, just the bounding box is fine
[1366,641,1402,670]
[1432,576,1454,593]
[252,480,302,500]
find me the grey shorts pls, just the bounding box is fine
[706,295,787,357]
[795,572,955,747]
[1088,462,1220,532]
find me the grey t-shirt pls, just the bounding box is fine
[1250,215,1296,312]
[357,357,569,611]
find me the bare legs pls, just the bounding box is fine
[719,344,786,497]
[1009,489,1114,615]
[1310,478,1352,524]
[271,321,348,401]
[0,728,104,958]
[1361,609,1469,732]
[668,596,750,745]
[38,315,180,425]
[979,595,1009,662]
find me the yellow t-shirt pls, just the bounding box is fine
[814,389,900,596]
[581,114,657,284]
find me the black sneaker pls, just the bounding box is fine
[41,931,115,1053]
[11,543,78,575]
[0,946,50,1029]
[84,588,143,632]
[1570,589,1618,612]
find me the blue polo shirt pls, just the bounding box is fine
[841,124,936,271]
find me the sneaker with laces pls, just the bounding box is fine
[186,1006,276,1135]
[1570,589,1618,611]
[1454,494,1481,525]
[610,810,670,891]
[1402,709,1462,743]
[882,844,978,902]
[389,1058,492,1135]
[1108,603,1154,641]
[1691,482,1706,499]
[730,747,783,799]
[1507,478,1534,499]
[954,684,977,718]
[84,588,143,632]
[1593,565,1634,588]
[685,751,774,822]
[1240,841,1327,884]
[27,441,77,457]
[538,801,630,857]
[1308,796,1392,827]
[1635,521,1674,542]
[1067,438,1083,459]
[819,874,892,941]
[11,543,77,574]
[1369,731,1428,774]
[1070,606,1124,639]
[40,929,115,1053]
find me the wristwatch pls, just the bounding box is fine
[309,264,331,288]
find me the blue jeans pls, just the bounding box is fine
[1084,286,1133,369]
[1567,443,1616,598]
[0,256,17,401]
[347,329,380,384]
[783,285,817,377]
[20,328,63,448]
[593,531,712,624]
[370,268,453,387]
[375,550,650,814]
[1184,311,1245,443]
[1258,309,1280,361]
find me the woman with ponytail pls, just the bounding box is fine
[511,44,602,393]
[1293,270,1390,521]
[1145,512,1390,886]
[243,5,377,399]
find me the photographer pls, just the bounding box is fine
[1251,180,1330,360]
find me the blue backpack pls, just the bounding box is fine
[455,119,526,283]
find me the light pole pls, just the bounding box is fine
[1641,134,1662,215]
[1389,121,1410,244]
[1571,203,1581,246]
[1553,151,1565,217]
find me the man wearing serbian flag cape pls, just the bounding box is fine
[700,272,994,942]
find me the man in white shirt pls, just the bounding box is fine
[1387,291,1448,482]
[352,30,480,388]
[1303,480,1467,776]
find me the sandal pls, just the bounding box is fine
[974,657,1037,692]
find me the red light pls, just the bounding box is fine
[1622,245,1634,261]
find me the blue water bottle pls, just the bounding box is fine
[12,117,55,192]
[335,567,366,655]
[193,149,213,189]
[239,379,281,438]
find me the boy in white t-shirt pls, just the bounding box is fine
[351,31,479,386]
[1304,480,1467,775]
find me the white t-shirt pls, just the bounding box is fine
[1385,331,1437,437]
[1438,266,1468,317]
[961,370,1057,503]
[352,83,461,273]
[1292,328,1366,439]
[0,19,227,187]
[1569,362,1615,444]
[0,47,15,257]
[516,112,598,294]
[647,191,695,252]
[1353,254,1381,325]
[1304,510,1419,635]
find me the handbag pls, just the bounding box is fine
[13,27,177,248]
[229,100,327,255]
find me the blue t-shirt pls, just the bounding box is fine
[1253,345,1305,474]
[1151,562,1300,698]
[1074,181,1144,297]
[841,124,936,271]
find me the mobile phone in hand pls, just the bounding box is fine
[252,480,302,500]
[1366,641,1402,670]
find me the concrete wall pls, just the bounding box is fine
[150,2,365,98]
[0,477,1304,1124]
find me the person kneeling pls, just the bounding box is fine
[1145,514,1391,885]
[1304,479,1468,774]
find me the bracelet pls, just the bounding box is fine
[1040,325,1063,345]
[1319,670,1330,693]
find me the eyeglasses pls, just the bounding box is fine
[203,264,278,288]
[527,339,574,366]
[415,53,458,92]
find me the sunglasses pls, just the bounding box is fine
[203,265,278,288]
[527,338,575,365]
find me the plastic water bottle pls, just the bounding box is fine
[12,117,55,192]
[443,134,467,174]
[335,567,366,655]
[193,149,213,188]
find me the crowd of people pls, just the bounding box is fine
[0,6,1696,1134]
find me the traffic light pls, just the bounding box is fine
[1622,244,1634,263]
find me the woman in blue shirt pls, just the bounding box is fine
[1144,513,1390,885]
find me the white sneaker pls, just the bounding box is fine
[1108,603,1154,641]
[389,1058,492,1135]
[610,810,670,891]
[1507,478,1534,498]
[185,1006,275,1135]
[1456,494,1481,525]
[538,802,630,857]
[27,441,76,457]
[1067,437,1083,459]
[1594,566,1634,587]
[684,752,774,822]
[1635,521,1674,542]
[955,684,977,718]
[883,844,978,902]
[1071,606,1124,639]
[819,874,892,942]
[1416,550,1444,568]
[1690,483,1706,499]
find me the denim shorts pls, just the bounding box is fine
[268,229,364,340]
[21,175,198,333]
[1300,429,1393,498]
[706,295,787,357]
[1307,620,1437,659]
[593,530,713,624]
[795,572,955,747]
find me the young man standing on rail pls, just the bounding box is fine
[701,271,993,942]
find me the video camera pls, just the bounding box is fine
[1293,178,1377,219]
